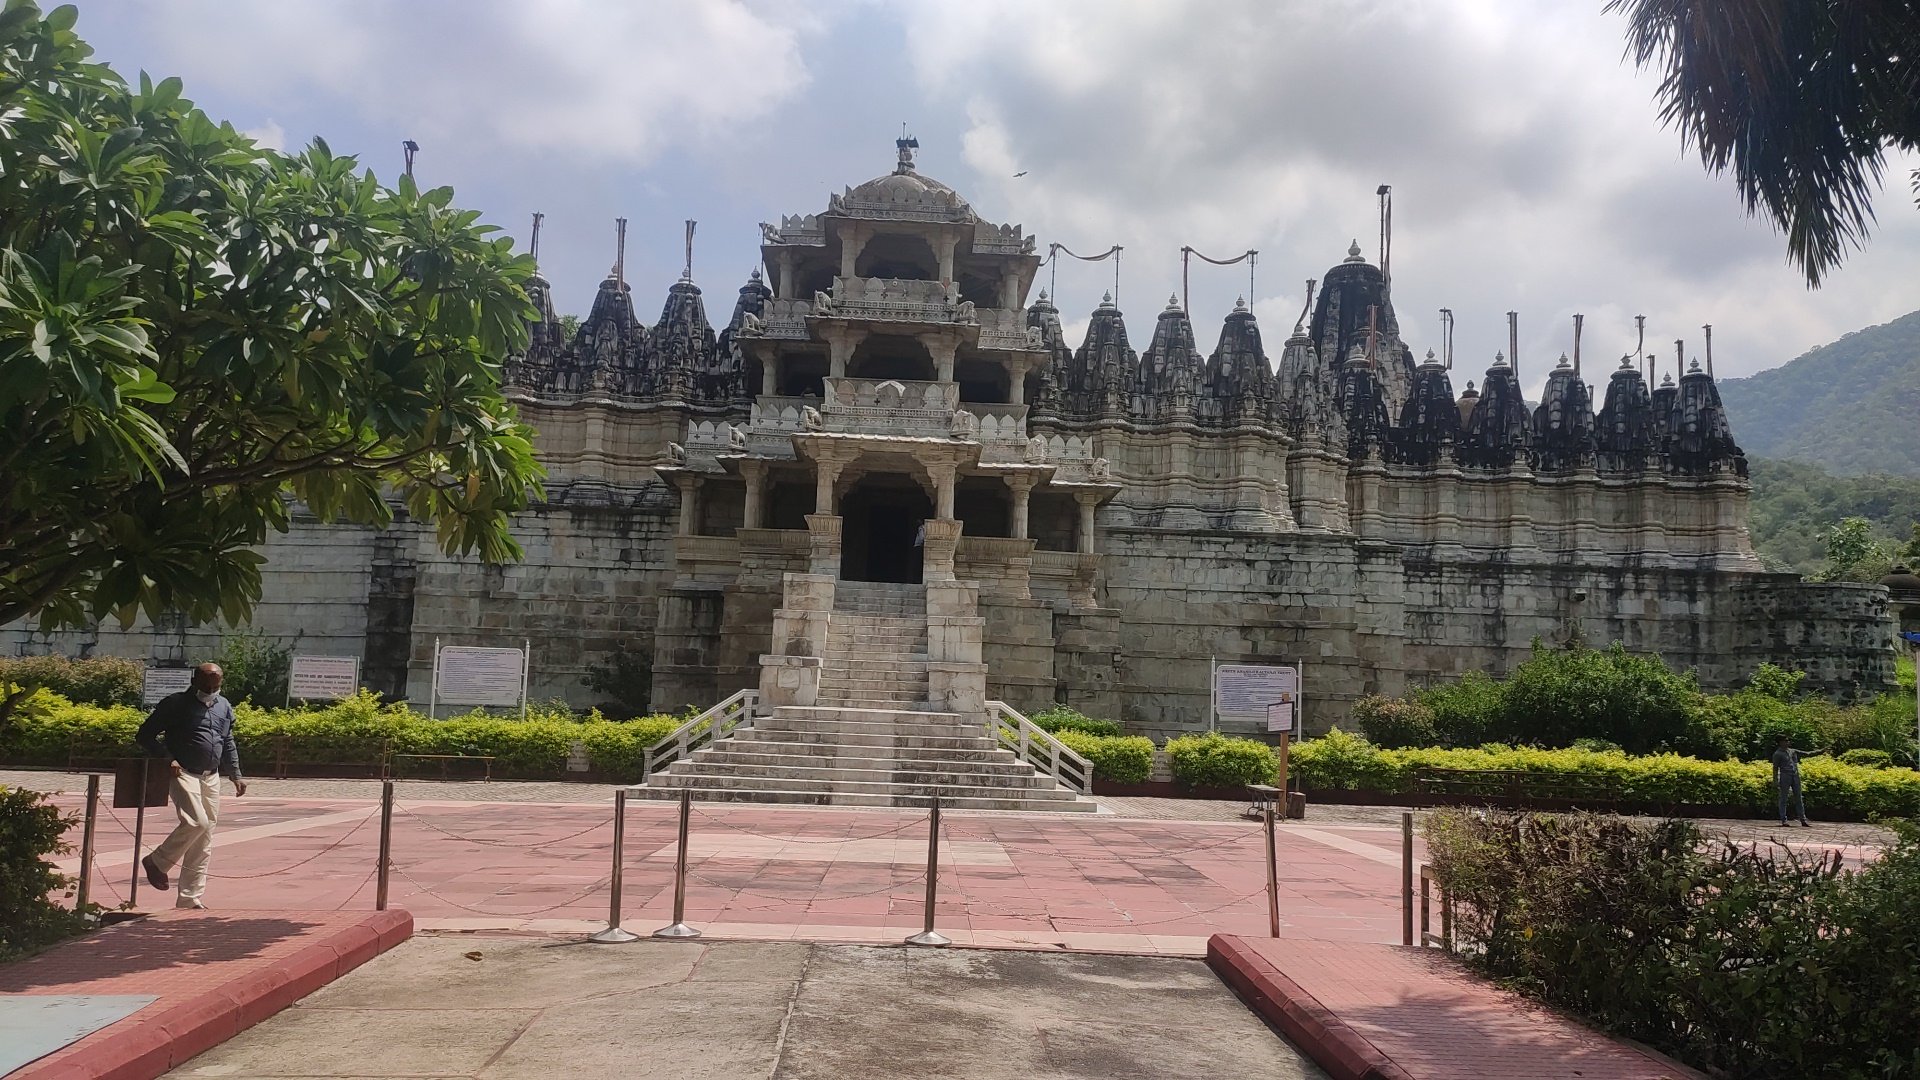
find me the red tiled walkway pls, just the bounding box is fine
[47,791,1417,954]
[1,908,411,1080]
[1208,936,1705,1080]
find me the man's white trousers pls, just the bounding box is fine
[150,770,221,907]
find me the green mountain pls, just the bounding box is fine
[1720,309,1920,476]
[1747,458,1920,573]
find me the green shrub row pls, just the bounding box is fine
[1027,705,1123,737]
[1,786,90,958]
[1365,645,1919,765]
[1165,732,1279,789]
[0,691,681,784]
[1425,810,1920,1078]
[1052,730,1155,784]
[1292,727,1920,817]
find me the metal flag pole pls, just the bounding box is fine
[78,774,99,911]
[905,794,951,946]
[376,780,394,911]
[591,789,640,943]
[655,788,701,938]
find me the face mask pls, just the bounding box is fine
[196,689,218,704]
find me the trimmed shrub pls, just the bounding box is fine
[1352,695,1438,749]
[1053,731,1154,784]
[1028,706,1122,738]
[1287,733,1920,817]
[0,691,681,783]
[0,654,143,713]
[1415,670,1506,747]
[1497,642,1698,753]
[1425,809,1920,1079]
[1165,732,1277,789]
[1839,748,1893,769]
[1,786,90,958]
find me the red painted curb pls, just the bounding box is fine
[12,910,413,1080]
[1206,934,1415,1080]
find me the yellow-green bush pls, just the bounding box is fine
[1054,731,1154,784]
[1289,727,1920,816]
[0,691,680,783]
[1166,732,1278,789]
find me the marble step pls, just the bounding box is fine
[644,771,1084,802]
[751,715,985,739]
[664,760,1059,790]
[691,745,1035,773]
[631,784,1096,812]
[728,729,1001,752]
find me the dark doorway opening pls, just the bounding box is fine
[841,478,933,583]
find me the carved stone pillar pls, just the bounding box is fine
[675,475,703,536]
[936,232,956,288]
[921,518,962,583]
[1076,491,1099,554]
[741,460,768,530]
[930,463,956,520]
[805,514,843,576]
[1006,473,1036,540]
[759,351,778,396]
[824,325,867,380]
[926,335,957,384]
[1004,358,1026,405]
[814,452,845,514]
[837,223,863,279]
[776,250,795,300]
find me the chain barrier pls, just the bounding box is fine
[686,803,929,844]
[389,864,614,917]
[393,801,618,850]
[212,810,379,880]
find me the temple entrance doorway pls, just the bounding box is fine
[840,477,932,584]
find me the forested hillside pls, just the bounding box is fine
[1720,310,1920,476]
[1748,458,1920,574]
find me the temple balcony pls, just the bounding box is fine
[815,275,978,329]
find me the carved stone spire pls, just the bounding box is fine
[1666,358,1746,476]
[1311,240,1414,415]
[1338,340,1392,459]
[1532,353,1597,473]
[1459,352,1531,469]
[1026,289,1071,421]
[645,275,720,403]
[1067,291,1138,422]
[575,268,646,393]
[1132,295,1203,423]
[1201,297,1275,427]
[1391,348,1459,466]
[1596,355,1658,473]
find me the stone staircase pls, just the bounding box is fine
[818,581,929,709]
[640,705,1096,811]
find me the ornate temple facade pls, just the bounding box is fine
[11,143,1896,735]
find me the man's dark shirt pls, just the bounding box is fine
[1771,745,1804,784]
[137,691,242,779]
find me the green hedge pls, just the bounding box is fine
[1426,810,1920,1078]
[1053,731,1154,784]
[1028,705,1123,737]
[1291,727,1920,817]
[1,786,90,957]
[1166,732,1278,789]
[0,691,680,783]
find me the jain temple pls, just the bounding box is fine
[10,142,1897,749]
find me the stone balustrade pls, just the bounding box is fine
[818,377,957,439]
[820,276,975,326]
[976,308,1044,351]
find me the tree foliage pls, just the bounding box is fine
[1747,457,1920,573]
[1611,0,1920,285]
[0,2,544,632]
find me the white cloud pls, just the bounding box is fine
[241,119,284,151]
[128,0,817,165]
[895,0,1920,386]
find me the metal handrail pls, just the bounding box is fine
[984,700,1094,795]
[642,689,760,777]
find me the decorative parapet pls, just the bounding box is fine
[760,214,826,247]
[971,221,1037,255]
[821,377,958,438]
[823,276,976,326]
[737,298,811,341]
[976,308,1046,352]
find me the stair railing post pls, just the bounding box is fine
[655,787,701,938]
[1265,797,1281,938]
[376,779,394,911]
[1401,811,1414,947]
[905,794,951,946]
[77,774,99,911]
[591,788,640,943]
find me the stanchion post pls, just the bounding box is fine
[906,794,951,947]
[1264,798,1280,938]
[655,788,701,938]
[376,779,394,911]
[130,760,149,906]
[1400,810,1414,947]
[591,789,640,943]
[78,774,99,911]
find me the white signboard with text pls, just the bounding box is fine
[288,655,360,702]
[1214,663,1298,732]
[141,666,194,707]
[434,645,526,708]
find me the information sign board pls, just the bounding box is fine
[141,666,193,707]
[288,655,360,702]
[1266,701,1295,734]
[434,645,526,707]
[1214,663,1298,733]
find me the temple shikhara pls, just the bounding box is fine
[10,142,1894,786]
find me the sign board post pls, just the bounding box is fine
[1214,663,1299,736]
[287,655,360,705]
[141,666,193,707]
[430,639,529,719]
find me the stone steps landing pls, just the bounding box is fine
[638,705,1095,812]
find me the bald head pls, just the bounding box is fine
[192,663,224,694]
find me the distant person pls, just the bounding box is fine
[136,662,246,907]
[1771,735,1816,827]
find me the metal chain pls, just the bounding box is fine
[688,805,929,844]
[390,864,611,917]
[213,811,378,880]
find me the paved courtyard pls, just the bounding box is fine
[161,936,1329,1079]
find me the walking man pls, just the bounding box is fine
[136,662,246,907]
[1771,735,1814,827]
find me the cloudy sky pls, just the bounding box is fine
[85,0,1920,392]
